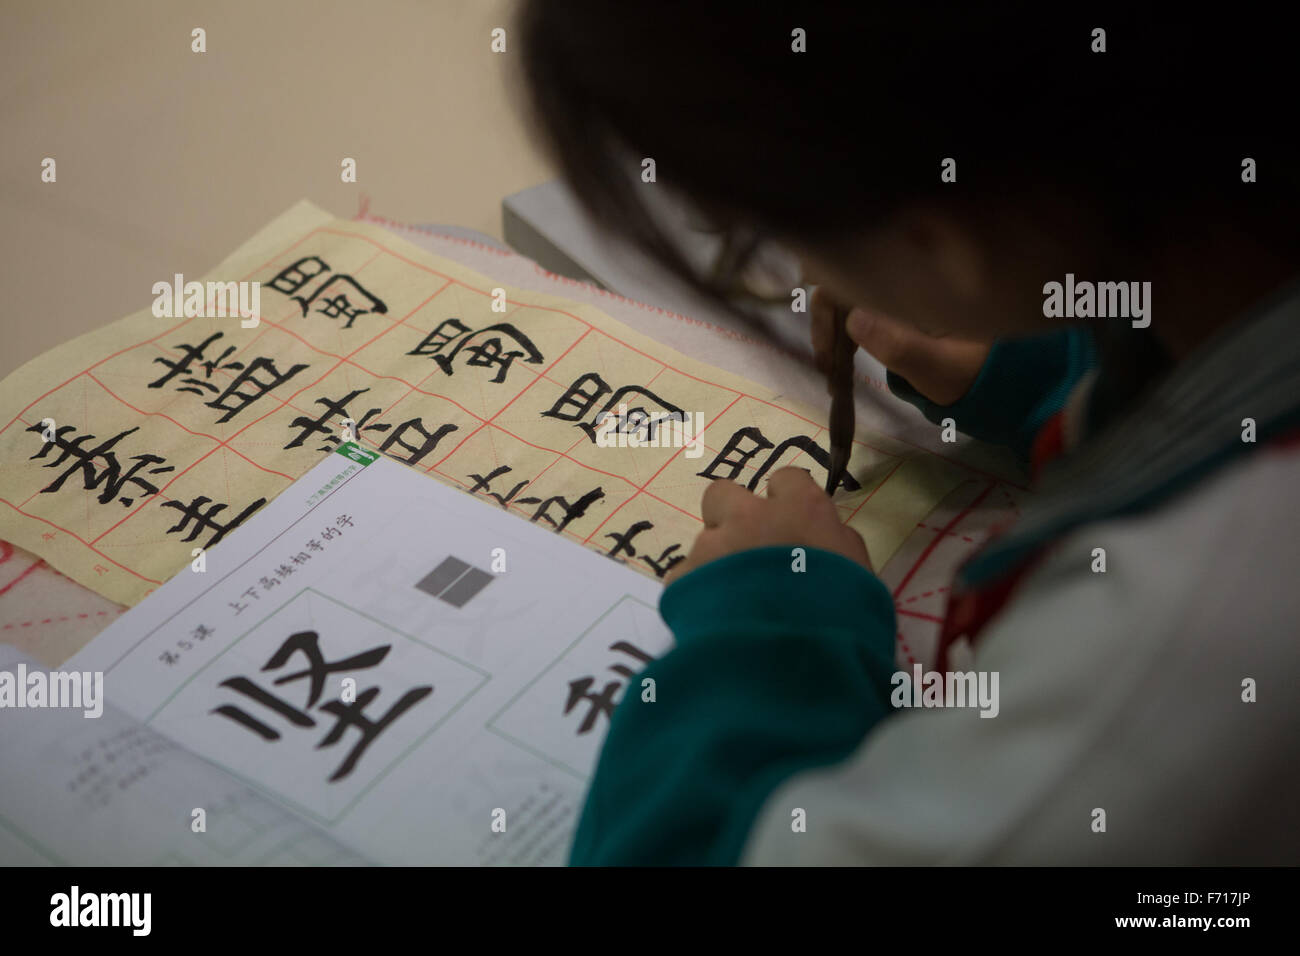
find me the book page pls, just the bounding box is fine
[0,646,367,866]
[65,444,678,864]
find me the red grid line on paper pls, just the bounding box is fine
[0,222,1005,594]
[0,313,218,581]
[901,586,951,605]
[81,282,443,548]
[882,478,1022,664]
[141,229,905,511]
[1,608,126,630]
[917,522,978,544]
[132,322,719,533]
[362,211,1034,492]
[0,496,162,584]
[579,392,746,547]
[0,260,452,575]
[892,481,997,600]
[896,608,945,624]
[6,253,391,529]
[315,225,917,462]
[0,557,44,597]
[82,372,296,483]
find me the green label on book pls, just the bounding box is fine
[335,441,380,466]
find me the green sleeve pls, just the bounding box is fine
[568,545,897,866]
[887,327,1097,462]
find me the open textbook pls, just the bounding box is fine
[1,444,678,865]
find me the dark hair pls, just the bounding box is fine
[517,3,1297,393]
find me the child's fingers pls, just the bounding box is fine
[763,465,820,500]
[846,310,991,406]
[809,286,837,378]
[662,529,722,586]
[764,466,836,518]
[815,289,991,405]
[700,478,753,528]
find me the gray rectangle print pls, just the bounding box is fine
[416,556,495,607]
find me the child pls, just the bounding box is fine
[517,3,1300,864]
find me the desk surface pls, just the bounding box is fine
[0,0,554,380]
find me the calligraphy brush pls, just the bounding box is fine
[824,304,855,495]
[708,237,858,496]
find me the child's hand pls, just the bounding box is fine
[665,467,872,584]
[810,286,991,406]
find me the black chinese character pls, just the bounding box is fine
[212,630,432,783]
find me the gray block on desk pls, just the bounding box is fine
[502,181,606,286]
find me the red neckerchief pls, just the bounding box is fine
[933,411,1066,672]
[933,418,1300,672]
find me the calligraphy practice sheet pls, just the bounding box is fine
[0,201,969,607]
[30,444,676,864]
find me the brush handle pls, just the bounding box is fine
[825,306,855,495]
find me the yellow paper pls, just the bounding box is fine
[0,201,967,606]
